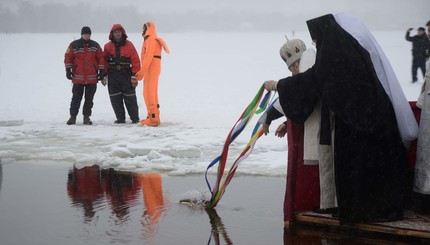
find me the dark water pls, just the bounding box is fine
[0,161,424,245]
[0,161,285,245]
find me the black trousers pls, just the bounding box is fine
[107,72,139,122]
[412,57,426,82]
[69,83,97,117]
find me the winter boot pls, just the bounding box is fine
[115,119,126,124]
[140,109,160,126]
[67,116,76,125]
[83,116,93,125]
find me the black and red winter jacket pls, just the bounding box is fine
[103,24,140,75]
[64,38,104,84]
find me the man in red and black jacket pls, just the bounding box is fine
[64,26,104,125]
[103,24,141,124]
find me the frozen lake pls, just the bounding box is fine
[0,31,424,176]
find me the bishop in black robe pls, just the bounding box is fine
[275,14,407,224]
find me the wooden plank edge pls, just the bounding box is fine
[293,213,430,239]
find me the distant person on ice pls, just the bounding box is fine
[265,13,418,224]
[405,27,430,83]
[136,21,169,127]
[103,24,141,124]
[64,26,104,125]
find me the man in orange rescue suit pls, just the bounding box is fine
[64,26,104,125]
[103,24,141,124]
[136,21,169,126]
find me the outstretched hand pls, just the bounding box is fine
[131,76,138,87]
[136,70,144,81]
[264,80,278,91]
[274,122,287,138]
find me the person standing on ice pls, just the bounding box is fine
[265,13,418,224]
[136,21,169,126]
[405,27,430,83]
[64,26,104,125]
[262,38,337,215]
[103,24,141,124]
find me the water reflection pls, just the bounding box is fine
[67,164,105,221]
[67,165,141,222]
[206,208,233,245]
[104,168,140,221]
[63,165,421,244]
[139,173,165,224]
[139,173,166,245]
[67,165,167,244]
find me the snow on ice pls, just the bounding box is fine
[0,31,424,176]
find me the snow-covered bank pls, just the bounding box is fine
[0,31,423,176]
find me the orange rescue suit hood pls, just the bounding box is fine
[142,21,169,54]
[142,21,156,38]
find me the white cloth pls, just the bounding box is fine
[299,48,320,165]
[273,99,284,115]
[303,103,320,164]
[334,12,419,146]
[300,48,337,207]
[415,59,430,194]
[318,134,337,208]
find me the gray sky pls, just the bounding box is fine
[1,0,429,32]
[3,0,426,15]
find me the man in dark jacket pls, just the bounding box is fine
[406,27,430,83]
[103,24,141,124]
[64,26,104,125]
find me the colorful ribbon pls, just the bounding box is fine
[205,84,274,209]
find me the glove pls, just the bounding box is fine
[101,77,107,86]
[407,27,413,32]
[136,70,144,81]
[66,68,73,80]
[97,69,105,80]
[131,76,138,87]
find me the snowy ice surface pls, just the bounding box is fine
[0,31,424,177]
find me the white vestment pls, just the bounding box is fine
[334,12,419,146]
[415,60,430,194]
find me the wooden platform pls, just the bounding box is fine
[294,210,430,239]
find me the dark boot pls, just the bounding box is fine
[83,116,92,125]
[67,116,76,125]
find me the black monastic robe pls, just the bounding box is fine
[277,14,407,224]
